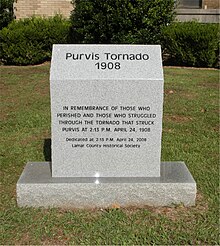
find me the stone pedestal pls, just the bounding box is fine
[17,162,196,208]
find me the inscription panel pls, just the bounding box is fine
[50,45,164,177]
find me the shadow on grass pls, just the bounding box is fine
[44,138,51,161]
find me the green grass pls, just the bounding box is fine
[0,64,219,245]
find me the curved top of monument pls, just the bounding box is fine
[50,44,163,81]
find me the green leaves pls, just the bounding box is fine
[69,0,175,44]
[0,15,71,65]
[162,22,219,67]
[0,0,14,30]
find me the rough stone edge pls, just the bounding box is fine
[17,162,197,208]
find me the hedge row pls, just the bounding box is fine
[163,22,219,67]
[0,15,70,65]
[0,16,219,67]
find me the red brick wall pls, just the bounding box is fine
[14,0,73,19]
[14,0,219,19]
[203,0,219,9]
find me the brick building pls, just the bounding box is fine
[178,0,219,9]
[14,0,219,22]
[176,0,219,23]
[203,0,219,8]
[14,0,73,19]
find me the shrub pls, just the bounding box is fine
[69,0,175,44]
[0,15,70,65]
[0,0,14,30]
[162,22,219,67]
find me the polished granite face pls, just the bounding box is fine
[18,162,196,184]
[50,45,164,178]
[50,45,163,81]
[17,162,196,208]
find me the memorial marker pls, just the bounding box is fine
[50,45,163,178]
[17,45,196,208]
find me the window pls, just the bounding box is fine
[177,0,202,8]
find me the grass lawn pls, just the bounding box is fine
[0,63,219,245]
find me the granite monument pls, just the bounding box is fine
[17,45,196,208]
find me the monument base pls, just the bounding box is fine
[17,162,196,208]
